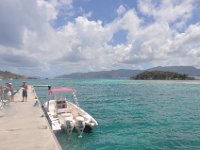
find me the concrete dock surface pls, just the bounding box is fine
[0,85,61,150]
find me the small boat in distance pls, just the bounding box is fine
[43,87,98,138]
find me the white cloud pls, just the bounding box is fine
[138,0,194,28]
[117,5,126,16]
[171,23,200,57]
[113,0,199,67]
[0,0,200,77]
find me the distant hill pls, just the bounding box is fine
[0,70,28,80]
[57,69,142,79]
[131,71,195,80]
[147,66,200,76]
[56,66,200,79]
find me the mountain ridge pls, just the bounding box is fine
[57,66,200,79]
[57,69,142,79]
[0,70,36,80]
[147,66,200,76]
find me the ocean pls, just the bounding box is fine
[1,79,200,150]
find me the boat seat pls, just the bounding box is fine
[59,113,73,125]
[61,112,73,118]
[56,101,72,114]
[57,108,68,114]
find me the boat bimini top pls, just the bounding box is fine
[49,87,77,94]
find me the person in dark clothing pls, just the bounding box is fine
[21,82,28,102]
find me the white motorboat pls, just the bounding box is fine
[43,87,98,138]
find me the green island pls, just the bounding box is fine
[130,71,195,80]
[0,70,28,79]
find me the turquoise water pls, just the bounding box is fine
[1,79,200,149]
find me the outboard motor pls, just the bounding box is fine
[64,117,75,139]
[75,116,85,138]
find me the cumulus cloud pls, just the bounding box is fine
[138,0,194,25]
[117,5,126,16]
[112,0,200,67]
[0,0,200,77]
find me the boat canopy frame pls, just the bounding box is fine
[48,87,79,106]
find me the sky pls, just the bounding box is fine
[0,0,200,77]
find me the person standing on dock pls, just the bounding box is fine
[21,82,28,102]
[7,83,14,102]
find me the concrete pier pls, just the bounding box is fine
[0,85,61,150]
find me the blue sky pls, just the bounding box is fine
[53,0,137,28]
[0,0,200,77]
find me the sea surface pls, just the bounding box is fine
[1,79,200,150]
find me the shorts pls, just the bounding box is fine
[22,90,27,97]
